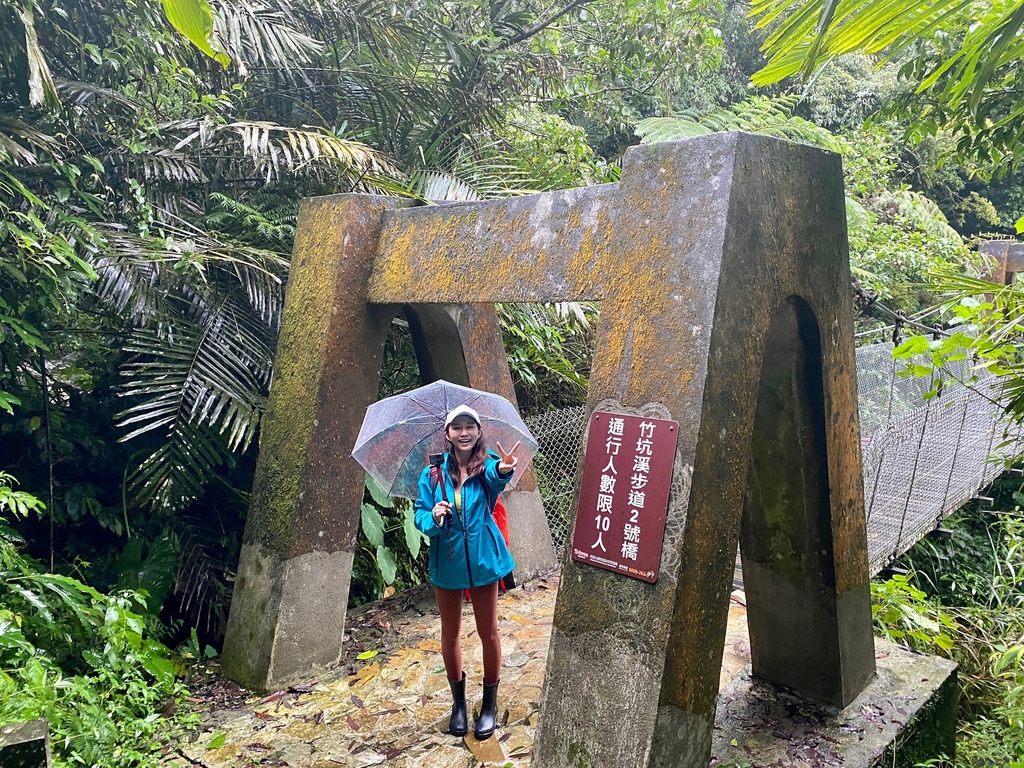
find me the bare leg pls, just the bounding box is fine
[434,586,464,680]
[469,581,501,684]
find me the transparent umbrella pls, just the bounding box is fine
[351,380,538,500]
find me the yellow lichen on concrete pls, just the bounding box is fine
[369,189,617,304]
[249,197,356,553]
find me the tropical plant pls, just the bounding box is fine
[749,0,1024,178]
[352,474,428,606]
[635,93,844,151]
[0,474,193,767]
[891,273,1024,419]
[498,301,596,415]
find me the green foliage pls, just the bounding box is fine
[0,475,192,767]
[891,271,1024,420]
[539,0,724,140]
[498,302,595,415]
[636,93,844,151]
[871,574,956,654]
[351,474,428,607]
[750,0,1024,175]
[891,497,1024,762]
[803,54,899,131]
[163,0,230,66]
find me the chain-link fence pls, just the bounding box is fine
[524,406,587,555]
[525,341,1024,571]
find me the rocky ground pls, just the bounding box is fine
[162,572,752,768]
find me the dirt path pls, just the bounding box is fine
[164,573,751,767]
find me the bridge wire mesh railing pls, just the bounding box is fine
[524,341,1024,573]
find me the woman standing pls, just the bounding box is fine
[414,404,520,740]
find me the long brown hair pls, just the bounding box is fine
[445,429,488,488]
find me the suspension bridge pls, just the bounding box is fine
[526,339,1024,577]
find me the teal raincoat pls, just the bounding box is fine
[414,452,515,590]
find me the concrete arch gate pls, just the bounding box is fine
[221,132,877,768]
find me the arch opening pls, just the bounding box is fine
[739,295,850,705]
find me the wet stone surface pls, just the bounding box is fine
[164,574,751,767]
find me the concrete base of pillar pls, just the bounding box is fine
[0,718,51,768]
[711,639,957,767]
[505,488,557,584]
[222,542,354,692]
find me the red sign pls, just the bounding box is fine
[570,411,679,583]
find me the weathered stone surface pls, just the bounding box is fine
[0,719,50,768]
[369,185,619,303]
[223,194,405,691]
[530,132,875,768]
[980,239,1024,284]
[709,639,957,767]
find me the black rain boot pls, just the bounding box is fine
[474,679,500,740]
[448,673,468,736]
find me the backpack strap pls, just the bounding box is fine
[430,462,449,504]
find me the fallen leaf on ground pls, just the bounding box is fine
[351,662,380,687]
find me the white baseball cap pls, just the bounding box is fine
[444,404,481,427]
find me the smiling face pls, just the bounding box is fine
[446,415,481,455]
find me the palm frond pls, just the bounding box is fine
[117,285,275,509]
[55,78,139,110]
[409,131,580,202]
[170,118,402,188]
[0,116,61,166]
[93,220,288,326]
[750,0,971,85]
[211,0,324,78]
[172,516,231,637]
[107,146,206,185]
[18,7,60,109]
[748,0,1024,166]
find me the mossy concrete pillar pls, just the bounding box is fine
[223,194,558,691]
[533,133,875,768]
[222,194,403,691]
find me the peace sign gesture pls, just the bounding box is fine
[495,441,521,474]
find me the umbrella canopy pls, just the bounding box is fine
[352,380,538,499]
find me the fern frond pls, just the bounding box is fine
[876,190,964,247]
[636,95,843,152]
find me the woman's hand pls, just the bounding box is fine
[496,441,521,474]
[432,501,451,526]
